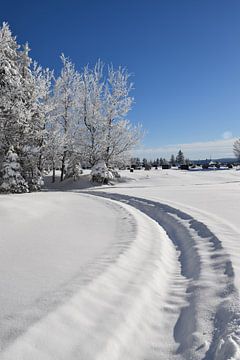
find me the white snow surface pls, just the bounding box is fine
[1,168,240,359]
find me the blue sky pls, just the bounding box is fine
[1,0,240,159]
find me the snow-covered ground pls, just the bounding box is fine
[1,168,240,359]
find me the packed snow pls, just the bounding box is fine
[1,168,240,359]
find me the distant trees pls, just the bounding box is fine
[130,150,188,170]
[0,23,142,192]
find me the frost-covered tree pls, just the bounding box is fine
[44,121,63,183]
[233,138,240,162]
[0,23,27,155]
[102,65,138,166]
[0,147,28,193]
[31,64,54,174]
[53,54,80,181]
[18,45,53,190]
[77,61,105,166]
[0,23,53,191]
[77,62,141,170]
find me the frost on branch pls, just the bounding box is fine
[0,147,29,193]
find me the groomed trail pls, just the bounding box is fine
[1,191,240,359]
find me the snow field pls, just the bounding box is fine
[1,169,240,359]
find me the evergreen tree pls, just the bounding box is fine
[0,23,52,191]
[176,150,185,165]
[0,23,27,154]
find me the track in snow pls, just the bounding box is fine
[1,192,240,359]
[87,192,240,360]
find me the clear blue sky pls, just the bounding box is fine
[1,0,240,157]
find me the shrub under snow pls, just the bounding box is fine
[91,160,115,184]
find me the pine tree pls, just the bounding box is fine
[0,23,52,192]
[0,23,26,154]
[0,147,29,193]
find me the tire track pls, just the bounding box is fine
[88,192,240,359]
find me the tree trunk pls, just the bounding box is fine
[60,151,66,181]
[52,163,55,183]
[38,152,43,173]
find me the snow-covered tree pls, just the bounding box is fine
[18,46,54,189]
[0,23,27,155]
[77,61,105,166]
[31,64,54,174]
[233,138,240,162]
[0,147,28,193]
[0,23,54,191]
[53,54,80,181]
[102,65,138,166]
[44,121,63,183]
[77,62,141,169]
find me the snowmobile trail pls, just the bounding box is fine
[1,192,240,359]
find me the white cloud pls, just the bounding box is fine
[133,138,237,160]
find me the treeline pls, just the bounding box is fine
[131,150,190,168]
[0,23,141,193]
